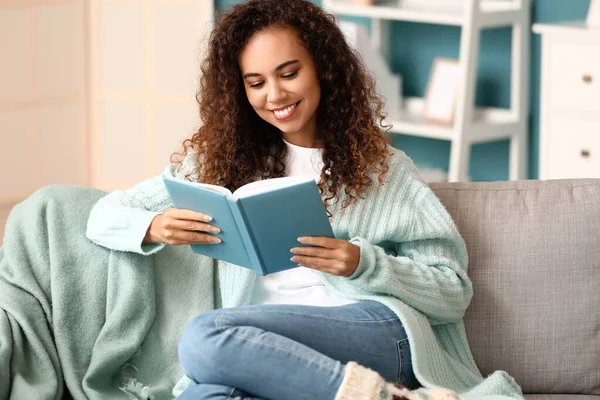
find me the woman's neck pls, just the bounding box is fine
[281,133,323,149]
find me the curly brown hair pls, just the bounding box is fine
[174,0,392,212]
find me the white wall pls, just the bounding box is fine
[0,0,214,244]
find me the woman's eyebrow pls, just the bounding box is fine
[243,60,299,79]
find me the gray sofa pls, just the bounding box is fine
[1,179,596,398]
[429,178,600,399]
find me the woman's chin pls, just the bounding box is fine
[275,122,304,135]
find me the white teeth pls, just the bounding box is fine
[274,103,296,117]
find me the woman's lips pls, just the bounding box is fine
[272,101,300,121]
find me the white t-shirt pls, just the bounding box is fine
[250,139,357,307]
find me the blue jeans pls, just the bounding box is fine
[177,300,418,400]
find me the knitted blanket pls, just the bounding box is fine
[0,186,216,400]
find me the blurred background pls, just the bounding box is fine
[0,0,214,242]
[0,0,597,242]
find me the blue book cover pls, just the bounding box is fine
[162,175,335,275]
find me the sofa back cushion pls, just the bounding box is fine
[430,179,600,395]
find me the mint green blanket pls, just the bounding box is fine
[0,186,216,399]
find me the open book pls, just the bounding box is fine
[162,174,335,275]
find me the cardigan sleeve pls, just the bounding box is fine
[86,153,199,255]
[323,185,473,325]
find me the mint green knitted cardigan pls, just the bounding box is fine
[87,146,523,399]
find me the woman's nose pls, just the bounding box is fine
[267,82,287,104]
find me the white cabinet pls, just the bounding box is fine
[547,114,600,179]
[533,22,600,180]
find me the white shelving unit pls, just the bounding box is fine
[323,0,531,182]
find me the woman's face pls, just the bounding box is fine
[239,27,321,147]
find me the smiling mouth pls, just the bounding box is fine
[272,101,300,120]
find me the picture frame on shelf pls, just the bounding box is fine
[423,57,460,125]
[587,0,600,28]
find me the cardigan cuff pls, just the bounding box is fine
[348,237,377,283]
[135,212,166,255]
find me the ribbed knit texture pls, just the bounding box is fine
[86,146,524,399]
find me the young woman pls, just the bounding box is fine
[86,1,523,399]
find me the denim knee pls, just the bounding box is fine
[178,311,225,382]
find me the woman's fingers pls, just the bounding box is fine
[290,255,329,269]
[292,257,340,275]
[290,245,336,259]
[164,207,213,223]
[291,237,361,277]
[164,229,221,245]
[161,208,221,245]
[166,218,220,234]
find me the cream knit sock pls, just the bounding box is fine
[334,362,460,400]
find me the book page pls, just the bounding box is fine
[233,176,314,199]
[164,176,234,196]
[195,183,233,196]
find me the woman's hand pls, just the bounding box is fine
[290,237,360,277]
[143,208,221,246]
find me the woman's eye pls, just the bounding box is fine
[282,71,298,79]
[249,82,264,88]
